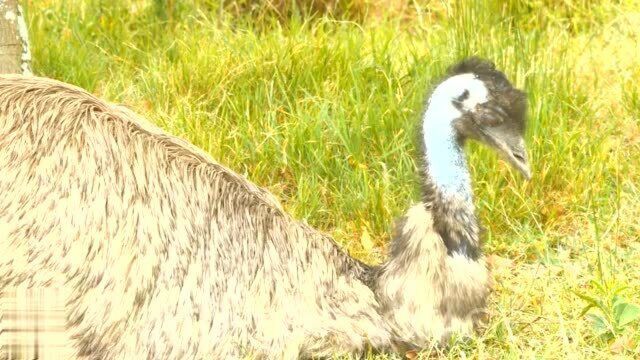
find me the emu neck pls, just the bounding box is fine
[421,99,481,260]
[422,102,472,202]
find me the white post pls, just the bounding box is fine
[0,0,31,74]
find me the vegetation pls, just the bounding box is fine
[24,0,640,357]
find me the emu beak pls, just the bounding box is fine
[477,126,531,180]
[471,102,531,180]
[496,136,531,180]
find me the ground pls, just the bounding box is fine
[24,0,640,358]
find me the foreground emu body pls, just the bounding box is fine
[0,58,529,359]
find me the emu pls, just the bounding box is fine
[0,57,529,359]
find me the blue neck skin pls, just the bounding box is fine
[422,96,473,205]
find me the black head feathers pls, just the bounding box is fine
[447,57,527,132]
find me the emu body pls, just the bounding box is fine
[0,58,527,359]
[0,75,387,358]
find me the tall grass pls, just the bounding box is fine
[23,0,640,357]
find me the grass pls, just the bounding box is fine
[23,0,640,357]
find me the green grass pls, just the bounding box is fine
[24,0,640,357]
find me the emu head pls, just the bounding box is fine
[431,57,530,180]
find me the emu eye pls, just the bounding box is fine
[452,89,470,110]
[457,89,470,102]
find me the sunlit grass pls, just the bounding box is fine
[24,0,640,357]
